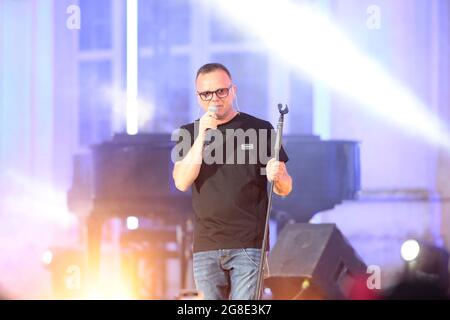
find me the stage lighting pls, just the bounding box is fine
[400,240,449,294]
[205,0,450,150]
[126,216,139,230]
[127,0,139,135]
[42,249,53,265]
[401,239,420,262]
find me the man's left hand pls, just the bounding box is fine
[266,158,287,182]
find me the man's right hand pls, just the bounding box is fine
[173,110,217,192]
[199,110,218,135]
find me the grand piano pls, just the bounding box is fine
[67,133,360,297]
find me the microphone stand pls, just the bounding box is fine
[254,103,289,300]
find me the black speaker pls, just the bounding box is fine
[265,223,367,300]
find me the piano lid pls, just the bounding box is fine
[68,133,360,223]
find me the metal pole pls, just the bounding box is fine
[254,104,289,300]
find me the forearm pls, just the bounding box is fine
[173,133,205,192]
[274,172,292,196]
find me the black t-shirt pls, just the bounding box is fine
[176,112,289,253]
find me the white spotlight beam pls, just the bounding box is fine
[127,0,138,135]
[205,0,450,150]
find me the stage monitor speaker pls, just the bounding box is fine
[265,223,367,300]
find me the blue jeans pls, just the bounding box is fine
[193,248,262,300]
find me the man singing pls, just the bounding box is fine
[173,63,292,300]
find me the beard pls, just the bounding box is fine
[215,106,229,120]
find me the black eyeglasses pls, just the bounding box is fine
[197,85,233,101]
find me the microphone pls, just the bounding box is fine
[204,105,218,147]
[208,105,218,115]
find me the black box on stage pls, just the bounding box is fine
[265,223,367,300]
